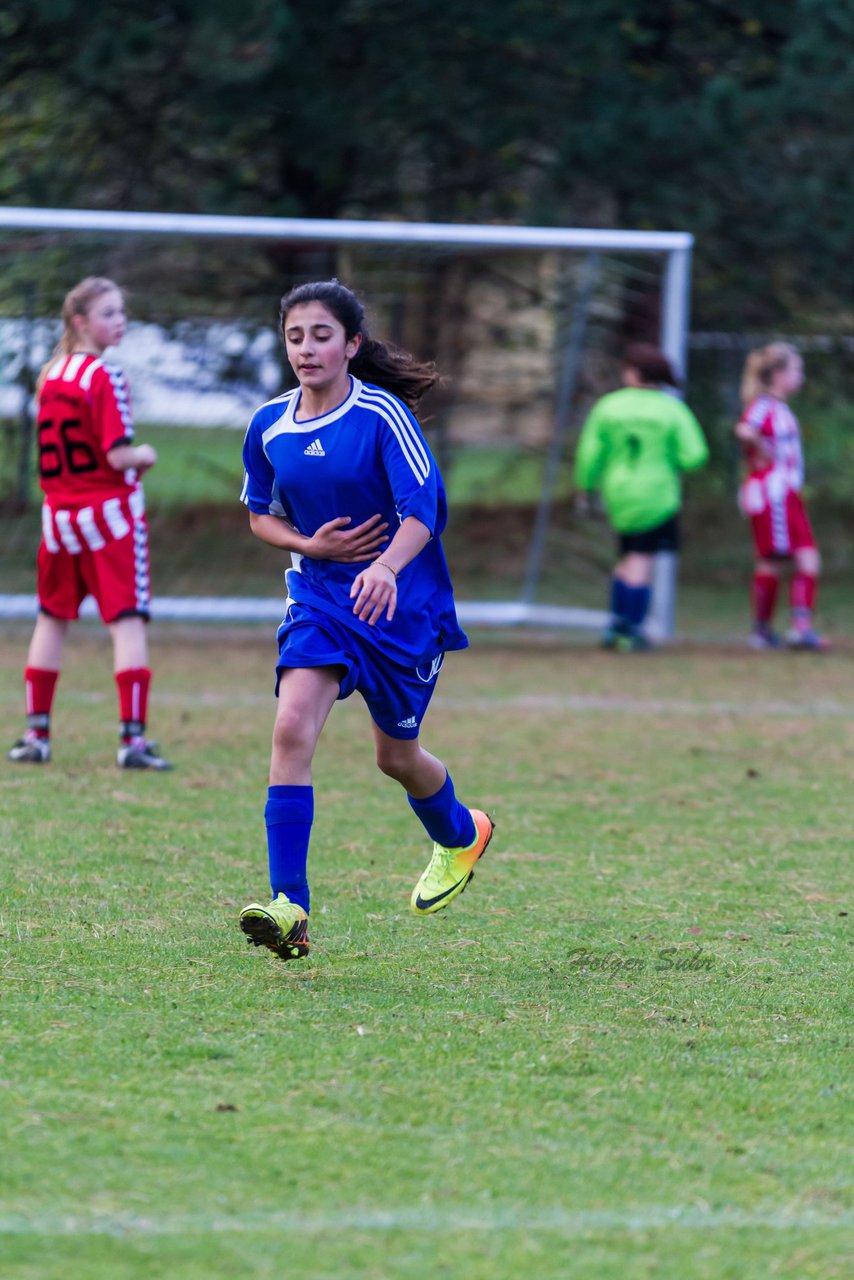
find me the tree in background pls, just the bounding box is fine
[1,1,853,328]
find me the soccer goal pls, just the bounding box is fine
[0,207,692,634]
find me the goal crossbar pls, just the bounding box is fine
[0,205,691,254]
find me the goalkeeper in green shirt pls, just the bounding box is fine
[574,344,708,649]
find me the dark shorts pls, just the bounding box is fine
[275,602,444,740]
[618,514,680,556]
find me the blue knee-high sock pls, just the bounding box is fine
[622,583,651,630]
[610,577,629,631]
[408,771,476,848]
[265,784,313,913]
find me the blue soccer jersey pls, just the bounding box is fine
[241,376,468,666]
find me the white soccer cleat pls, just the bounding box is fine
[7,734,52,764]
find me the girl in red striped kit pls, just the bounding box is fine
[7,277,172,768]
[736,342,828,651]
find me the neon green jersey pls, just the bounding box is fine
[574,387,708,533]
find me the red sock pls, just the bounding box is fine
[115,667,151,740]
[752,572,779,628]
[790,572,817,616]
[24,666,59,737]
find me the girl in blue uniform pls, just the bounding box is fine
[238,280,493,961]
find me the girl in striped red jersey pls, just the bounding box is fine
[7,277,172,768]
[736,342,828,651]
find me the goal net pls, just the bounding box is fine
[0,208,692,633]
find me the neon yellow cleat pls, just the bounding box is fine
[411,809,494,915]
[239,893,309,961]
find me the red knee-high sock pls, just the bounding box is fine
[752,572,779,628]
[24,666,59,738]
[790,572,817,621]
[115,667,151,741]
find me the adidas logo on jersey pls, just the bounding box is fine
[397,716,418,729]
[303,438,326,456]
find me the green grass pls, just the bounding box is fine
[1,625,852,1279]
[140,425,246,507]
[3,427,559,513]
[140,433,569,510]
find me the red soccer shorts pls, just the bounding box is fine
[37,492,151,623]
[741,482,816,560]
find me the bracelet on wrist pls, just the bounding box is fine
[375,559,398,578]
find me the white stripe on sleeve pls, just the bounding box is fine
[78,358,102,392]
[361,390,430,483]
[364,388,431,475]
[745,396,769,429]
[62,354,86,382]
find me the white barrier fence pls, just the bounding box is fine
[0,593,609,631]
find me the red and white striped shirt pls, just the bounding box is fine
[739,394,804,492]
[37,353,144,555]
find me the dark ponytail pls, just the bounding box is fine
[279,279,439,411]
[623,343,680,389]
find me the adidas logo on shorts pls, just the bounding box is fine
[303,438,326,456]
[397,716,418,729]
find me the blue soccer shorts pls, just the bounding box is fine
[275,603,445,740]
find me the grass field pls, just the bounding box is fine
[1,621,852,1280]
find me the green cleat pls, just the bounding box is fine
[614,631,652,653]
[239,893,309,962]
[411,809,494,915]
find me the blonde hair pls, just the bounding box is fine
[739,341,799,406]
[37,277,122,392]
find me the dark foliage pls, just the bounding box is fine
[1,2,853,326]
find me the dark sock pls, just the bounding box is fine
[265,784,314,914]
[407,771,476,848]
[609,578,629,632]
[622,584,651,630]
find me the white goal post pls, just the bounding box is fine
[0,206,693,635]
